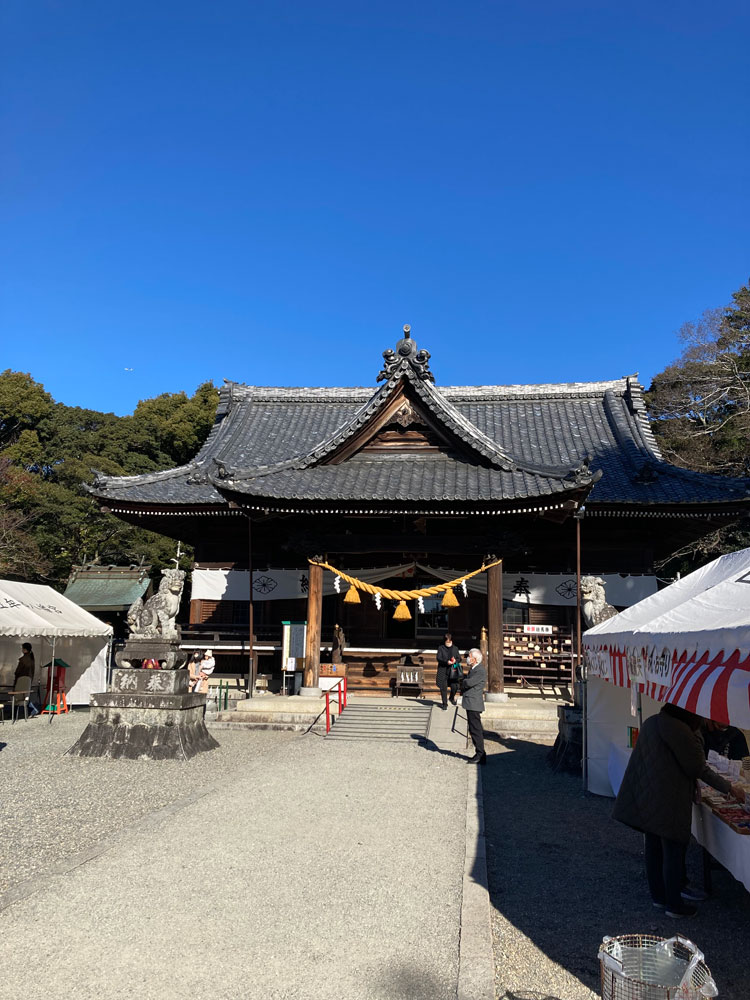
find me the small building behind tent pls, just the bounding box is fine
[64,564,152,641]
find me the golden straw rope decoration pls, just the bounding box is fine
[309,557,502,602]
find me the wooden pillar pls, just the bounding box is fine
[487,563,504,694]
[303,561,323,690]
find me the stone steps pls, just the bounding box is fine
[326,702,432,742]
[210,693,565,742]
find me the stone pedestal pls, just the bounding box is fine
[115,637,187,670]
[67,668,219,761]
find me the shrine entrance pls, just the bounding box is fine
[302,558,507,700]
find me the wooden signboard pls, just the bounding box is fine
[319,662,348,677]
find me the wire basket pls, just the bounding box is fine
[599,934,718,1000]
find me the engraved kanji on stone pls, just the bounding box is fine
[117,671,138,691]
[146,672,169,692]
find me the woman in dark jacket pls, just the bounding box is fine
[435,633,459,710]
[613,703,745,917]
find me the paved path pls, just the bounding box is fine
[482,734,750,1000]
[2,718,471,1000]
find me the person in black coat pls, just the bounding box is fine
[461,648,487,765]
[613,703,744,917]
[435,633,459,710]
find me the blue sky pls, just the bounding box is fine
[2,1,748,415]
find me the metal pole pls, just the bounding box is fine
[575,515,582,698]
[582,657,588,793]
[106,636,114,689]
[575,506,587,790]
[247,514,255,698]
[49,636,56,723]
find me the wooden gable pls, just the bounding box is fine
[324,385,460,464]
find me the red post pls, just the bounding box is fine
[343,676,347,709]
[325,690,331,733]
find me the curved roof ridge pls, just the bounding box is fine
[216,376,632,400]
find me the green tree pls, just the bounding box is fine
[0,370,53,448]
[0,372,219,586]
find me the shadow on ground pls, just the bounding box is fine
[410,733,468,760]
[376,960,456,999]
[480,735,750,999]
[500,993,566,1000]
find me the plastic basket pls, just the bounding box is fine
[599,934,718,1000]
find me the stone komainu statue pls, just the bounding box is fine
[127,568,186,640]
[580,576,618,629]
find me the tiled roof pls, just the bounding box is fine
[89,369,750,511]
[64,567,151,610]
[221,456,586,505]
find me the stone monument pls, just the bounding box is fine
[68,566,219,760]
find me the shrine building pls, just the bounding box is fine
[90,328,750,697]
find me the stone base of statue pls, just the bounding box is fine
[114,636,188,671]
[67,668,219,761]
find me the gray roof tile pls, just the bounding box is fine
[90,374,750,510]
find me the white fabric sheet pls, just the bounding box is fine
[192,565,416,602]
[0,635,109,706]
[193,566,656,608]
[692,802,750,893]
[586,675,633,796]
[416,565,655,606]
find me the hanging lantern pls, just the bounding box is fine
[343,584,361,604]
[441,588,459,608]
[393,600,412,621]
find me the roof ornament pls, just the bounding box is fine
[377,325,435,383]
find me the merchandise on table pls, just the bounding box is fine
[700,758,750,833]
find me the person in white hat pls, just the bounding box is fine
[192,648,216,694]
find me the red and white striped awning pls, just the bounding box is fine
[584,642,750,729]
[583,549,750,731]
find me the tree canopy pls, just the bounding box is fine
[647,278,750,565]
[0,372,218,585]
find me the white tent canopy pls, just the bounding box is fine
[0,580,112,638]
[583,547,750,729]
[0,580,112,706]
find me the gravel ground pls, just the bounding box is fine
[482,733,750,1000]
[1,715,467,1000]
[0,710,296,897]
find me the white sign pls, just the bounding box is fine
[523,624,553,635]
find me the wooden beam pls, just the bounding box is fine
[303,561,323,689]
[487,563,504,694]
